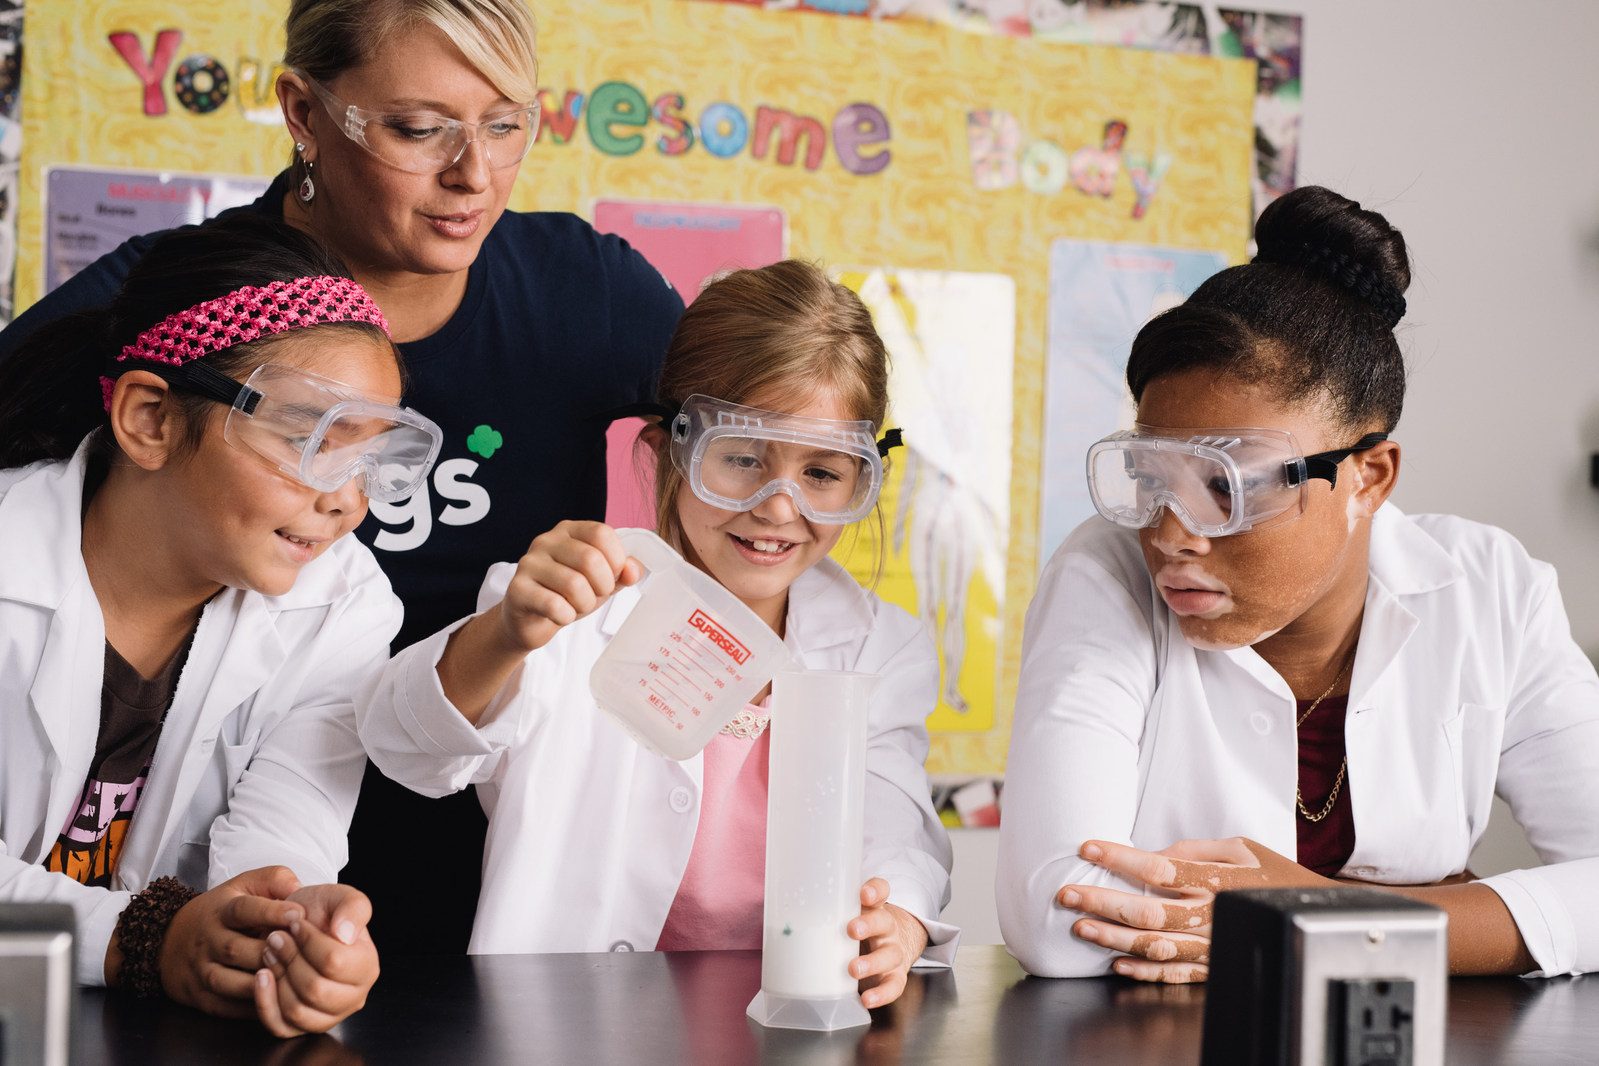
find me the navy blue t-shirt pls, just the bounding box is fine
[0,172,684,649]
[0,172,684,951]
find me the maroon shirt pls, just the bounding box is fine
[1295,693,1355,876]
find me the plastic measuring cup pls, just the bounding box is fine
[589,528,794,761]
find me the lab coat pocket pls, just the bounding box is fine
[176,740,253,889]
[218,739,255,797]
[1446,703,1505,843]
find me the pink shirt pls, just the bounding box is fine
[655,706,771,951]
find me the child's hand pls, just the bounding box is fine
[497,521,644,653]
[847,877,929,1008]
[137,865,302,1018]
[440,521,646,724]
[253,884,379,1037]
[1058,837,1333,984]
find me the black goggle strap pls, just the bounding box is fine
[877,427,904,458]
[140,359,263,415]
[1284,432,1391,488]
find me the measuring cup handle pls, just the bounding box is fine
[616,527,682,577]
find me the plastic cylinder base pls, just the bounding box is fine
[746,990,870,1032]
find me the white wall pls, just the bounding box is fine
[1281,0,1599,659]
[952,0,1599,945]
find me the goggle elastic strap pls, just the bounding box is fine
[596,401,905,457]
[1283,432,1390,488]
[142,359,264,416]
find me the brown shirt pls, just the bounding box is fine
[43,633,194,887]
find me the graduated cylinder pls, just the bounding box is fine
[748,669,875,1029]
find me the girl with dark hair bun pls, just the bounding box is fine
[0,214,440,1035]
[999,186,1599,982]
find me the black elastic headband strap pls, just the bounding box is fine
[1286,432,1391,487]
[139,359,261,415]
[877,427,904,458]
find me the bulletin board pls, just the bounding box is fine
[16,0,1260,780]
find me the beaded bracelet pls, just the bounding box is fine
[114,876,199,998]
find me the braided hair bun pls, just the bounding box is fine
[1125,185,1412,432]
[1253,187,1411,330]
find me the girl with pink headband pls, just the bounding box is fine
[0,214,438,1036]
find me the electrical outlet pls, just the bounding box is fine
[1330,978,1416,1066]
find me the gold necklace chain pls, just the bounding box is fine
[1295,654,1353,823]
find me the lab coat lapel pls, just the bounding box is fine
[782,561,874,666]
[1342,506,1464,875]
[1348,504,1462,718]
[29,590,106,831]
[0,444,107,819]
[1346,575,1420,715]
[121,590,288,882]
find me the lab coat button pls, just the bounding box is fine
[609,940,634,952]
[1249,712,1272,736]
[669,787,694,813]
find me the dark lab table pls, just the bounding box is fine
[73,946,1598,1064]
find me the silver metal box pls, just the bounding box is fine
[0,904,75,1066]
[1201,887,1447,1066]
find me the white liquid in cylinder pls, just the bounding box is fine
[756,671,873,1003]
[760,921,855,999]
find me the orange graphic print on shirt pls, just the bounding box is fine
[44,774,147,887]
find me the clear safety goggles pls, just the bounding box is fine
[299,71,540,175]
[668,394,900,525]
[165,361,443,502]
[1086,424,1389,538]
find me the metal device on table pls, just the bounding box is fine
[1200,887,1447,1066]
[0,904,74,1066]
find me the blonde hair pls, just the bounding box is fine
[650,260,891,580]
[285,0,539,103]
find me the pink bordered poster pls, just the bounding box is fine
[594,200,787,527]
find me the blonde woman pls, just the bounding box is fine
[0,0,685,951]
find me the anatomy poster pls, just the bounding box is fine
[1039,239,1225,565]
[837,268,1015,737]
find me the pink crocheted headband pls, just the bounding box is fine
[100,276,390,410]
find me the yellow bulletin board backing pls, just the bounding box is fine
[18,0,1256,778]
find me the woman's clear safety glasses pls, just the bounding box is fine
[166,361,443,502]
[296,70,540,175]
[1086,424,1389,538]
[669,394,901,525]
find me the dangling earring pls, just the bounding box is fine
[295,142,316,205]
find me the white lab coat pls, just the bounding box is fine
[999,505,1599,978]
[0,442,401,984]
[357,555,959,961]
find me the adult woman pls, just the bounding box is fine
[998,186,1599,980]
[1,0,684,951]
